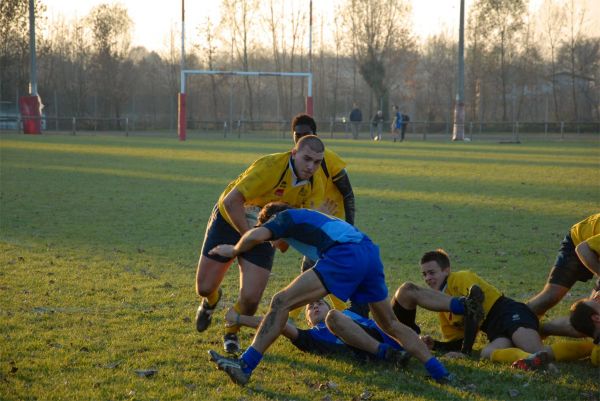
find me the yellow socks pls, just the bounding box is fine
[206,288,221,307]
[225,302,243,334]
[550,340,594,361]
[490,348,530,363]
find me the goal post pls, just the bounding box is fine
[178,69,313,141]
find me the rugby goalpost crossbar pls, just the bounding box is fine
[178,69,313,141]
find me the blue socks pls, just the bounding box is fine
[424,357,449,380]
[240,346,263,375]
[376,343,390,360]
[450,297,465,314]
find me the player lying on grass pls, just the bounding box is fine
[393,249,553,370]
[513,279,600,369]
[224,298,410,366]
[207,202,454,385]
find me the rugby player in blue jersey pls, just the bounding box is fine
[207,202,455,385]
[225,298,411,365]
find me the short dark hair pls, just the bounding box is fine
[291,113,317,143]
[569,299,597,338]
[258,202,293,225]
[295,134,324,153]
[420,249,451,270]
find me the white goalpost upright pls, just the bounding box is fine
[178,70,313,141]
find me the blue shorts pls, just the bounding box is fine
[200,205,275,270]
[481,297,539,341]
[359,320,402,350]
[313,238,388,304]
[548,233,593,288]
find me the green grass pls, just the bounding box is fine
[1,134,599,401]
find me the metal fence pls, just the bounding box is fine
[1,115,599,141]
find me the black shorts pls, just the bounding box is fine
[200,205,275,270]
[547,233,594,288]
[481,297,539,342]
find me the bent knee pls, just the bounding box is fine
[394,282,420,301]
[269,291,293,312]
[324,309,345,327]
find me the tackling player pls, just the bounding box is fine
[207,202,455,386]
[194,136,327,354]
[290,113,367,317]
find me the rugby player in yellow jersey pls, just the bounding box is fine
[290,114,369,317]
[512,280,600,370]
[392,249,553,369]
[528,213,600,318]
[194,135,327,354]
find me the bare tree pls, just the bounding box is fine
[564,0,587,121]
[470,0,525,121]
[342,0,412,120]
[86,3,132,122]
[221,0,259,122]
[0,0,46,100]
[194,17,222,121]
[540,0,566,121]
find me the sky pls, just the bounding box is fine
[43,0,600,52]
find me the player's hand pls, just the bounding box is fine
[443,351,468,359]
[208,244,236,258]
[420,335,434,350]
[317,199,338,216]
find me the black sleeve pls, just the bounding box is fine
[432,338,463,352]
[332,170,355,226]
[290,329,347,355]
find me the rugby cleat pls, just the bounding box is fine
[223,332,240,354]
[195,288,222,332]
[461,284,485,355]
[208,350,250,386]
[435,373,458,385]
[511,350,550,371]
[384,347,412,368]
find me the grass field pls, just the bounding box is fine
[0,133,598,401]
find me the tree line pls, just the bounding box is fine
[1,0,598,131]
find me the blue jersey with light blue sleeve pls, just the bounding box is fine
[262,209,364,260]
[263,208,388,304]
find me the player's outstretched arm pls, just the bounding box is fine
[209,227,273,259]
[225,307,300,340]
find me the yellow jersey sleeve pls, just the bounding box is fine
[570,213,600,246]
[585,234,600,254]
[323,149,346,178]
[438,270,503,341]
[217,152,327,226]
[322,149,347,219]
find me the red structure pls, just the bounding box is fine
[19,95,43,134]
[178,93,186,141]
